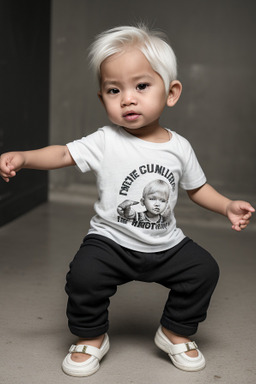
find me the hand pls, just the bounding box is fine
[0,152,26,182]
[226,200,255,231]
[117,199,139,218]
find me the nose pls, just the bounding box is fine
[121,90,137,107]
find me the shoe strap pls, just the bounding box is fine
[169,341,198,356]
[69,344,101,359]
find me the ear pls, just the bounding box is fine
[140,198,145,206]
[166,80,182,107]
[98,91,105,106]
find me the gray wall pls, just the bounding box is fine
[50,0,256,198]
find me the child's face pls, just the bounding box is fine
[99,48,168,134]
[141,191,168,217]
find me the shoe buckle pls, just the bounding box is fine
[69,345,87,354]
[185,342,197,352]
[82,346,87,354]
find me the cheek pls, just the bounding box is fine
[147,97,166,116]
[144,200,152,207]
[104,100,118,115]
[104,104,121,125]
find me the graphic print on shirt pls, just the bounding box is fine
[117,164,176,231]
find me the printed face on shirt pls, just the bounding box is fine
[141,190,169,218]
[99,48,168,137]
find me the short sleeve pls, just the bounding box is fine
[179,140,206,190]
[66,128,105,173]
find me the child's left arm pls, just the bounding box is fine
[187,183,255,231]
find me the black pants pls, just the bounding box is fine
[65,235,219,338]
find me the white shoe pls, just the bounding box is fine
[62,334,110,376]
[154,326,205,371]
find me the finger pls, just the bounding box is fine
[0,170,10,178]
[232,223,242,232]
[242,212,252,220]
[2,171,14,181]
[0,163,9,173]
[233,220,250,231]
[9,170,16,177]
[1,176,10,182]
[239,220,248,228]
[1,166,13,176]
[240,216,251,224]
[1,170,16,178]
[118,200,139,208]
[239,202,255,213]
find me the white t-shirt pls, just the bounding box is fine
[67,125,206,252]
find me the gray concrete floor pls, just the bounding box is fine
[0,190,256,384]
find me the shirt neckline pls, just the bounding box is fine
[118,126,175,148]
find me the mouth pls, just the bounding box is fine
[123,111,141,121]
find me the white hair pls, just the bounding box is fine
[89,25,177,94]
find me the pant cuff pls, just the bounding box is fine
[68,321,109,338]
[160,316,198,337]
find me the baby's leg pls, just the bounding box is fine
[152,238,219,370]
[64,235,133,362]
[157,238,219,337]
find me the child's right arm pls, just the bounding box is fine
[0,145,75,182]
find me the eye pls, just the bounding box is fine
[136,83,149,91]
[107,88,119,95]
